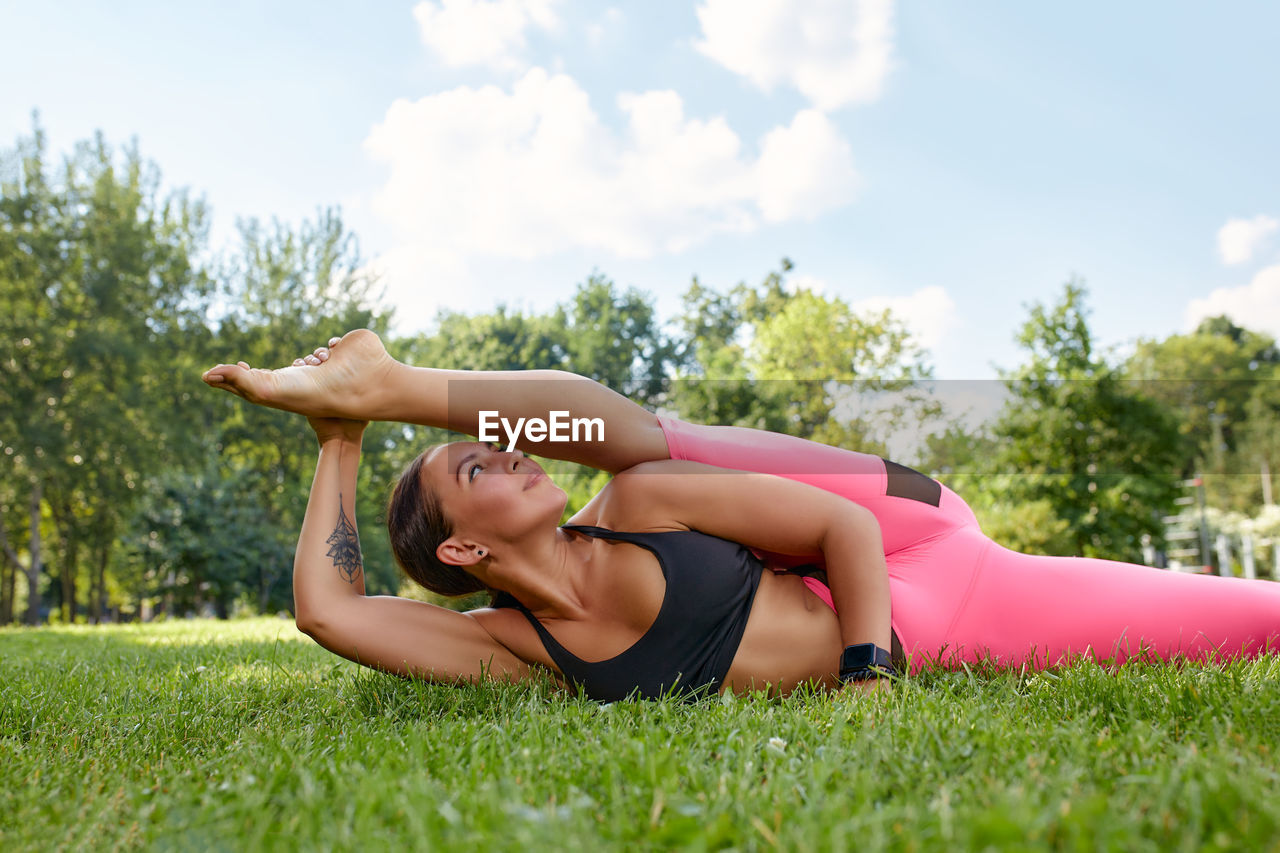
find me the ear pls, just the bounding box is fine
[436,536,486,568]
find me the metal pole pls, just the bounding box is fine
[1195,475,1212,573]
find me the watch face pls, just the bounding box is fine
[842,644,875,669]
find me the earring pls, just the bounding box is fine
[478,550,486,557]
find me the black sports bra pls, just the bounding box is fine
[493,524,763,701]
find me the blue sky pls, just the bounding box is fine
[4,0,1279,380]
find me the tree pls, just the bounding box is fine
[124,462,290,618]
[209,209,399,609]
[1125,316,1280,511]
[406,304,567,372]
[1,119,70,623]
[1238,369,1280,505]
[1,117,212,623]
[667,261,934,452]
[977,280,1187,559]
[555,273,681,406]
[749,289,933,450]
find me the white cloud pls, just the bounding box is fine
[695,0,896,111]
[586,7,623,50]
[851,285,958,353]
[774,279,956,352]
[1217,215,1279,265]
[413,0,562,72]
[361,68,858,301]
[1184,264,1280,335]
[355,245,469,335]
[755,110,859,221]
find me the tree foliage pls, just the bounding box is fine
[1,120,212,622]
[4,119,1277,625]
[1,119,399,622]
[1124,316,1280,510]
[666,260,934,455]
[932,280,1188,559]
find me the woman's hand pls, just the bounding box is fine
[307,415,368,446]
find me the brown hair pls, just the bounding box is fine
[386,446,488,597]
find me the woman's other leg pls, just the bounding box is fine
[947,540,1280,666]
[659,417,1280,667]
[657,415,995,669]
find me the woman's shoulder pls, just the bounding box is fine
[564,459,740,532]
[616,459,727,476]
[561,463,678,531]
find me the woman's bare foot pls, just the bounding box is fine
[201,329,397,420]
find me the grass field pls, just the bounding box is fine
[2,618,1279,851]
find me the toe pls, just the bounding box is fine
[293,358,305,367]
[328,336,341,348]
[201,363,242,389]
[314,348,330,361]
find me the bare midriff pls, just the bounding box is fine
[723,569,843,694]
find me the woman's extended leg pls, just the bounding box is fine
[202,330,669,472]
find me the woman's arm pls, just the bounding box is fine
[611,460,893,671]
[293,417,531,682]
[203,330,670,473]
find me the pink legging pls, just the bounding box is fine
[658,416,1280,672]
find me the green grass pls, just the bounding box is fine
[2,618,1279,852]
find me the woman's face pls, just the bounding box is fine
[421,441,566,546]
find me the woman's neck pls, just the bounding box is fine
[483,525,594,619]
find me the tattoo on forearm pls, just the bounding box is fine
[325,494,363,584]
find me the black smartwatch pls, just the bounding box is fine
[839,643,895,683]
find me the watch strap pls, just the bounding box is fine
[839,643,895,682]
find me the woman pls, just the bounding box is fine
[201,330,1280,700]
